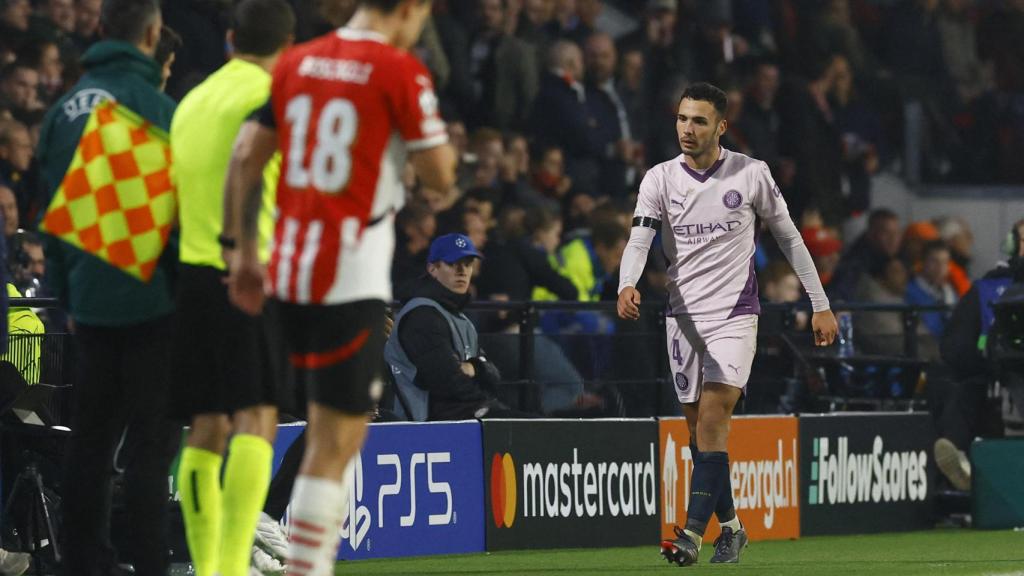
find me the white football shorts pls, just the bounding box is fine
[665,313,758,404]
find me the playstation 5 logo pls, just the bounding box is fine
[340,453,371,551]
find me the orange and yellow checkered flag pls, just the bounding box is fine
[40,100,175,282]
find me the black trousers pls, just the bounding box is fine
[60,316,179,576]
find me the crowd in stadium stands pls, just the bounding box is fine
[0,0,1021,383]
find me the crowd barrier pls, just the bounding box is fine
[257,412,940,561]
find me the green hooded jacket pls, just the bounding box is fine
[36,41,177,327]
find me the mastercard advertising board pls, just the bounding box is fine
[483,419,660,551]
[659,416,801,542]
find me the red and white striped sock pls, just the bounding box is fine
[286,475,345,576]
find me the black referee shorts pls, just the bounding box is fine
[169,263,290,419]
[276,299,386,415]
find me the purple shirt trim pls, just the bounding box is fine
[728,255,761,318]
[680,149,726,183]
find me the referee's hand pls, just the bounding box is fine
[617,286,641,321]
[226,250,266,316]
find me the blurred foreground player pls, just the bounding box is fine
[223,0,456,574]
[169,1,294,575]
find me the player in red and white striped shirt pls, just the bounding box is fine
[223,1,455,573]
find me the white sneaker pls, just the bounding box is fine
[254,512,289,560]
[0,548,30,576]
[934,438,971,491]
[252,545,286,575]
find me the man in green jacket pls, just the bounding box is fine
[35,1,178,574]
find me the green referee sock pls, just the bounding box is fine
[220,434,273,576]
[178,446,223,576]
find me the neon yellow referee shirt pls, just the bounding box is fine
[171,58,279,269]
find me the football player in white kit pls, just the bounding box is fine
[616,83,837,566]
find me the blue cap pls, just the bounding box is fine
[428,233,483,264]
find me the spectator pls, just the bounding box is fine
[938,0,994,107]
[692,8,749,86]
[935,215,973,296]
[155,25,182,92]
[19,38,64,103]
[902,220,941,272]
[556,205,629,302]
[977,0,1024,94]
[498,131,534,204]
[831,208,901,301]
[8,230,44,295]
[736,59,793,187]
[571,0,604,42]
[800,225,842,292]
[467,0,538,131]
[528,144,572,212]
[0,62,43,122]
[831,54,881,216]
[463,126,504,191]
[36,0,76,37]
[73,0,102,50]
[477,205,578,304]
[0,184,16,239]
[854,256,909,346]
[619,0,696,125]
[0,119,32,221]
[806,0,876,82]
[617,46,647,147]
[530,40,602,195]
[782,53,844,225]
[35,1,179,573]
[392,201,436,297]
[759,259,809,331]
[461,206,489,256]
[905,240,958,337]
[516,0,561,50]
[584,32,637,198]
[0,0,31,55]
[385,233,533,421]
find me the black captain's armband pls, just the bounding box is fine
[632,216,661,229]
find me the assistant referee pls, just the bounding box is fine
[168,2,294,575]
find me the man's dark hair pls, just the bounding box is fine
[922,239,950,259]
[233,0,295,57]
[0,61,33,83]
[154,25,181,67]
[868,207,899,228]
[100,0,159,44]
[590,209,629,249]
[678,82,728,117]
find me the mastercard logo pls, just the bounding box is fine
[490,453,517,528]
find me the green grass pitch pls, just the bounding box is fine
[343,529,1024,575]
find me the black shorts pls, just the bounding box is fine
[276,299,386,415]
[169,264,289,419]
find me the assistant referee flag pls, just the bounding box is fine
[40,99,175,282]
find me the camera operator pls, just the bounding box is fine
[934,219,1024,490]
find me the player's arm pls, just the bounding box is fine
[753,163,837,345]
[617,169,663,321]
[393,56,458,199]
[223,117,277,315]
[408,142,457,194]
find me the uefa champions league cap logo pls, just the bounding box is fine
[723,190,742,209]
[428,233,483,263]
